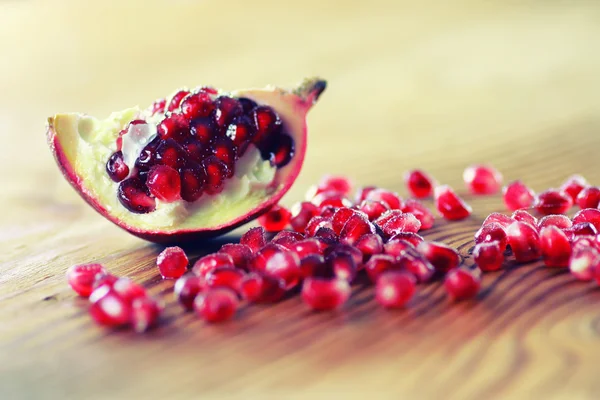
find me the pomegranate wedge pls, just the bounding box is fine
[47,78,326,243]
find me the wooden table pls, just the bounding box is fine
[2,1,600,398]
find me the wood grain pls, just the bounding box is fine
[2,0,600,399]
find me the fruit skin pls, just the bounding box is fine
[46,78,326,244]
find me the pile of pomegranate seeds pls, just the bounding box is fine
[107,89,295,214]
[67,168,600,331]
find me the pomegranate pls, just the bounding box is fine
[434,185,472,220]
[463,164,502,195]
[444,268,481,301]
[375,271,416,308]
[404,169,435,199]
[502,180,535,211]
[47,78,326,243]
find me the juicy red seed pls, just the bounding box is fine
[506,221,541,263]
[257,205,292,232]
[112,278,147,303]
[327,252,357,282]
[502,180,535,211]
[444,268,481,301]
[225,120,254,155]
[305,216,333,237]
[66,263,108,297]
[375,271,416,308]
[189,117,216,144]
[379,213,421,237]
[365,254,399,283]
[374,210,402,227]
[118,177,156,214]
[560,174,588,202]
[340,214,376,245]
[130,297,162,333]
[92,273,119,291]
[364,189,403,210]
[572,222,598,236]
[194,287,238,323]
[463,164,503,195]
[156,139,187,169]
[397,251,435,283]
[534,189,573,216]
[204,267,245,292]
[290,202,320,234]
[313,227,339,244]
[157,114,188,141]
[263,133,295,168]
[311,191,353,209]
[88,286,132,327]
[218,243,253,270]
[262,250,301,290]
[272,230,305,249]
[325,244,363,266]
[511,210,538,228]
[240,227,267,253]
[192,253,235,277]
[291,238,324,259]
[405,169,435,199]
[146,165,181,202]
[417,241,461,272]
[213,137,237,168]
[473,241,504,272]
[319,206,338,218]
[402,200,434,230]
[474,222,508,250]
[300,254,328,278]
[576,186,600,209]
[238,97,257,113]
[316,175,354,197]
[482,212,514,229]
[156,246,188,279]
[538,214,572,230]
[570,246,600,281]
[240,272,285,303]
[331,208,358,235]
[174,275,205,310]
[150,98,166,115]
[181,92,215,119]
[202,156,229,193]
[213,96,243,128]
[167,90,190,112]
[434,185,472,220]
[358,200,389,221]
[539,226,572,268]
[301,277,351,311]
[106,151,129,182]
[179,164,206,202]
[181,137,207,162]
[384,239,416,258]
[388,232,425,247]
[355,233,384,261]
[573,208,600,231]
[251,106,280,143]
[135,138,160,171]
[252,243,287,272]
[355,186,377,203]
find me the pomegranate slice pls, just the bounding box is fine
[47,78,326,243]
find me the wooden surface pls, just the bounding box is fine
[2,1,600,399]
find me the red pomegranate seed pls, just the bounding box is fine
[319,206,338,218]
[364,189,403,210]
[156,139,187,169]
[374,210,403,227]
[511,210,538,228]
[301,277,351,311]
[573,209,600,231]
[463,164,503,195]
[174,274,205,310]
[264,133,295,169]
[375,271,416,308]
[340,214,376,245]
[534,189,573,216]
[365,254,399,283]
[213,96,242,128]
[251,106,281,144]
[538,214,572,230]
[444,268,481,301]
[327,252,357,282]
[313,227,339,244]
[482,212,513,229]
[130,297,162,333]
[157,113,188,141]
[571,222,598,237]
[379,212,421,237]
[434,185,472,220]
[474,222,508,250]
[257,205,292,233]
[388,232,425,247]
[572,236,600,252]
[192,253,234,277]
[473,241,504,272]
[289,202,319,233]
[358,200,390,221]
[305,216,333,237]
[149,98,166,115]
[539,226,571,268]
[417,241,461,272]
[202,156,230,193]
[570,246,600,281]
[384,239,415,258]
[181,137,206,162]
[506,221,541,263]
[181,92,215,119]
[179,164,206,202]
[560,174,588,202]
[146,165,181,202]
[300,254,327,278]
[311,191,353,209]
[240,272,286,303]
[218,244,253,271]
[258,248,301,290]
[240,227,267,253]
[204,267,245,292]
[405,169,435,199]
[226,116,255,153]
[355,186,377,203]
[316,175,353,197]
[212,137,238,168]
[112,278,147,303]
[502,180,535,211]
[194,287,238,323]
[355,233,384,261]
[291,238,324,259]
[331,208,358,235]
[325,244,363,267]
[66,263,108,297]
[402,200,434,230]
[106,151,129,182]
[576,186,600,209]
[271,230,305,249]
[88,286,132,328]
[118,177,156,214]
[397,250,435,283]
[156,246,188,279]
[92,273,119,291]
[190,117,216,144]
[167,90,190,112]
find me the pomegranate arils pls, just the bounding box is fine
[511,210,538,228]
[194,287,238,323]
[340,214,375,245]
[325,244,363,266]
[397,251,435,283]
[506,221,541,263]
[289,202,319,234]
[301,277,351,311]
[258,205,292,232]
[291,239,324,259]
[317,175,353,197]
[167,90,190,112]
[181,92,215,119]
[212,137,238,168]
[203,156,230,193]
[569,246,600,281]
[305,216,333,237]
[192,253,234,277]
[482,212,513,229]
[88,286,132,328]
[358,200,389,221]
[226,117,255,153]
[327,252,357,282]
[376,271,416,308]
[157,246,189,279]
[112,278,147,303]
[157,113,188,141]
[405,169,435,199]
[150,98,166,115]
[312,191,352,209]
[156,139,187,169]
[313,227,339,244]
[130,297,162,333]
[474,223,508,250]
[255,246,301,290]
[534,189,573,216]
[571,222,598,237]
[434,185,472,220]
[66,263,108,297]
[380,213,421,237]
[502,180,535,211]
[417,241,461,272]
[576,186,600,209]
[384,239,415,258]
[252,105,281,144]
[388,232,424,247]
[272,230,305,249]
[444,268,481,301]
[218,243,253,270]
[146,165,181,202]
[174,275,205,310]
[179,164,206,202]
[189,117,216,144]
[92,273,119,291]
[106,151,129,182]
[300,254,328,278]
[355,186,377,203]
[213,96,243,128]
[240,227,268,252]
[263,133,295,168]
[538,214,572,230]
[560,174,588,203]
[332,207,358,235]
[240,272,285,303]
[463,164,503,195]
[473,242,504,272]
[118,177,156,214]
[355,233,384,261]
[365,189,403,210]
[365,254,399,283]
[573,208,600,231]
[402,200,434,230]
[204,267,245,292]
[539,226,571,268]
